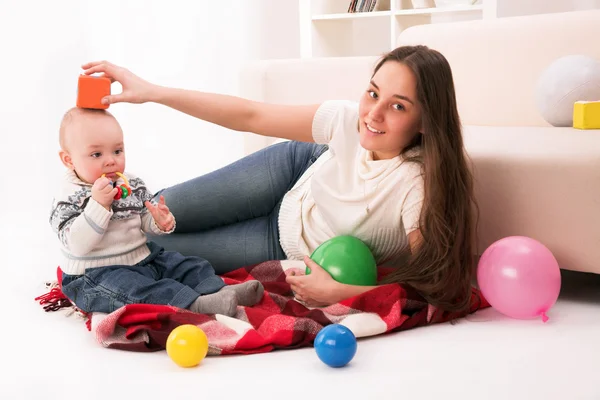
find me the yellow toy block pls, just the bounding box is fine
[573,100,600,129]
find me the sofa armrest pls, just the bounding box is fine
[237,56,379,155]
[465,125,600,273]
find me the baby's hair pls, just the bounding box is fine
[59,107,115,150]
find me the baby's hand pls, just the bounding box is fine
[145,195,175,232]
[91,177,118,210]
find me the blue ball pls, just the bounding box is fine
[314,324,357,368]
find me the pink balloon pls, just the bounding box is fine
[477,236,561,322]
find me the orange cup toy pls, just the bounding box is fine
[76,75,111,109]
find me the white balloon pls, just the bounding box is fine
[535,55,600,127]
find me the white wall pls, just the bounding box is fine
[0,0,300,195]
[0,0,300,279]
[245,0,301,60]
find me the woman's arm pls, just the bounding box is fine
[288,230,424,306]
[286,256,378,307]
[81,61,319,143]
[328,283,377,304]
[152,86,319,142]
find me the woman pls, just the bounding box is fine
[81,45,477,311]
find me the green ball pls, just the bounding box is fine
[306,235,378,286]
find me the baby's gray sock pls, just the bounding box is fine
[188,290,237,316]
[221,281,264,306]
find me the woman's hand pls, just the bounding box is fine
[81,61,157,105]
[285,256,341,307]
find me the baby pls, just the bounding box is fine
[49,107,263,316]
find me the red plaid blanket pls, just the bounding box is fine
[37,260,488,355]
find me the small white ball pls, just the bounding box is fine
[535,55,600,127]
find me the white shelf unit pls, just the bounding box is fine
[300,0,496,58]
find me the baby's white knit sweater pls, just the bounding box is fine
[278,100,425,266]
[49,170,173,275]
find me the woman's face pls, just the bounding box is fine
[358,61,423,160]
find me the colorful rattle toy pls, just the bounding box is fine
[76,75,111,110]
[101,172,131,200]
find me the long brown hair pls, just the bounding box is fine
[378,45,478,312]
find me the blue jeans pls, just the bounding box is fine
[61,241,225,314]
[149,141,329,274]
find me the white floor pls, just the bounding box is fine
[3,211,600,400]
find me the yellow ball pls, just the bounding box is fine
[166,324,209,368]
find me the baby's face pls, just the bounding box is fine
[63,113,126,184]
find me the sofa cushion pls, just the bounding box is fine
[463,125,600,273]
[397,10,600,127]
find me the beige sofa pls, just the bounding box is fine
[238,10,600,274]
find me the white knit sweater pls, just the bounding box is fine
[49,170,173,275]
[278,100,425,266]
